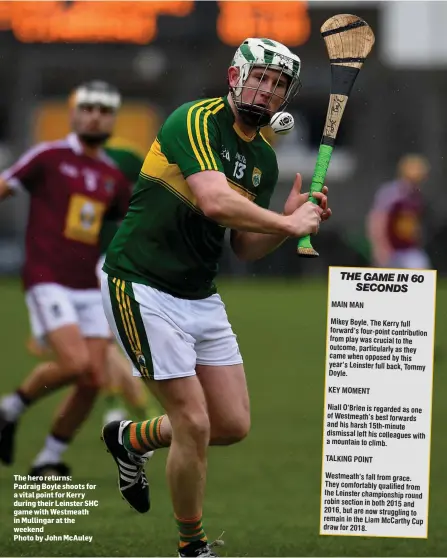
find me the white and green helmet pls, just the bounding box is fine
[71,80,122,111]
[229,37,302,127]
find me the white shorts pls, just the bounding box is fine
[96,254,106,283]
[26,283,110,345]
[387,248,431,269]
[100,271,243,380]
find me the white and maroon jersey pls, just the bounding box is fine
[2,133,131,290]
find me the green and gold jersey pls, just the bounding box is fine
[99,143,145,254]
[105,144,144,184]
[104,96,279,299]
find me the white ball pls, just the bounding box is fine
[270,111,294,135]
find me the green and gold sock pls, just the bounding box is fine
[122,416,168,454]
[176,514,207,549]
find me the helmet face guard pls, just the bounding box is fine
[230,63,301,127]
[229,39,302,128]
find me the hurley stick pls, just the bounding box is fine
[297,14,375,257]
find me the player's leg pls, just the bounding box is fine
[114,362,154,419]
[196,363,250,444]
[23,287,109,475]
[102,341,129,424]
[108,344,160,418]
[136,364,250,449]
[100,275,216,556]
[20,325,90,397]
[30,336,108,475]
[100,289,248,448]
[9,284,91,398]
[0,285,91,465]
[107,362,249,447]
[194,293,249,444]
[101,286,249,447]
[103,343,156,423]
[26,335,54,359]
[139,375,211,555]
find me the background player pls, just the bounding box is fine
[25,133,160,426]
[366,153,431,269]
[0,80,132,476]
[100,38,331,557]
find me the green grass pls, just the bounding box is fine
[0,276,446,557]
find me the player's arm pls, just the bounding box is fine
[165,104,321,237]
[230,229,288,261]
[187,171,319,237]
[229,175,330,261]
[0,144,46,202]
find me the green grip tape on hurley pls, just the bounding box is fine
[297,143,333,256]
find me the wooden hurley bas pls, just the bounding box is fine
[297,14,375,257]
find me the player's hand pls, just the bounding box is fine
[315,187,332,223]
[285,201,323,237]
[284,173,332,222]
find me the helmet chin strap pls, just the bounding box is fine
[77,133,111,147]
[231,91,273,128]
[238,107,271,128]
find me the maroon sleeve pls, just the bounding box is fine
[1,143,48,192]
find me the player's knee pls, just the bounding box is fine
[212,413,251,445]
[79,374,103,392]
[184,410,210,444]
[63,353,90,380]
[173,407,211,446]
[78,364,106,391]
[231,415,251,443]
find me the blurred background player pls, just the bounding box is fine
[0,80,134,476]
[366,153,431,269]
[26,132,159,426]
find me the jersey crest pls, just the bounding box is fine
[252,167,262,187]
